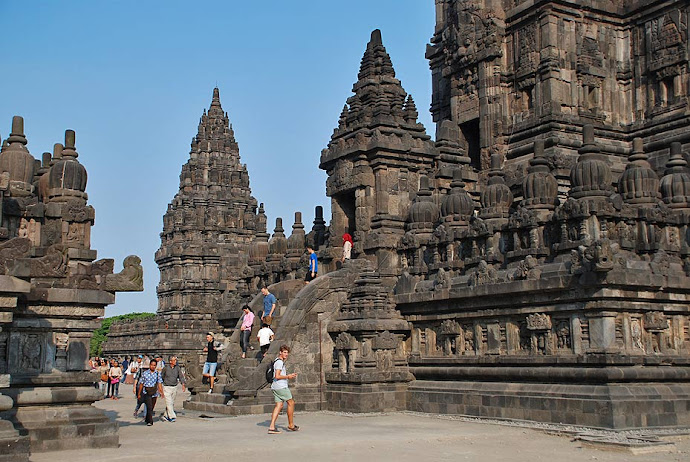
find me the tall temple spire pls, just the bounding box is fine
[320,29,437,267]
[357,29,396,81]
[194,87,238,158]
[209,86,224,117]
[322,29,432,161]
[157,87,261,317]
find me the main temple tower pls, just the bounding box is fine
[427,0,690,192]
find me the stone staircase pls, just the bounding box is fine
[185,385,322,415]
[185,260,368,416]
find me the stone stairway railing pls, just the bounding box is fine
[184,259,368,415]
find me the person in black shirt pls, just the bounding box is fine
[202,332,225,393]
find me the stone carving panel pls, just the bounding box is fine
[9,332,46,374]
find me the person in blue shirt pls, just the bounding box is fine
[136,359,164,426]
[304,246,317,284]
[261,286,277,325]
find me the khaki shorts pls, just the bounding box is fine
[272,388,293,403]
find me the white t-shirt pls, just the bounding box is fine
[271,359,289,390]
[128,361,142,374]
[257,327,275,346]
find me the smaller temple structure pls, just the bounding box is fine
[0,116,143,455]
[102,89,328,361]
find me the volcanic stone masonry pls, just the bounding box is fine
[102,88,329,361]
[116,0,690,430]
[0,116,143,458]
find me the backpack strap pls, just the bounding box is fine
[272,358,280,380]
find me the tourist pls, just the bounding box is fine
[342,233,353,262]
[202,332,225,394]
[260,286,277,325]
[155,355,165,372]
[90,357,100,389]
[121,356,130,384]
[137,359,164,426]
[124,356,137,385]
[305,246,317,283]
[109,360,123,399]
[160,356,185,422]
[106,359,115,398]
[257,323,275,359]
[240,305,255,359]
[267,344,299,434]
[98,359,109,397]
[132,355,146,417]
[129,355,143,385]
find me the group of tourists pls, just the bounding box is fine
[133,355,186,426]
[90,353,186,427]
[201,328,299,434]
[89,241,346,432]
[91,356,136,399]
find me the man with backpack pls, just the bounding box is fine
[267,344,299,434]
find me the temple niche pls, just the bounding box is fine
[0,116,143,457]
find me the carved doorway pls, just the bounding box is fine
[460,118,481,170]
[333,191,356,238]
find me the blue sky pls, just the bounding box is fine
[0,1,436,316]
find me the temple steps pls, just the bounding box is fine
[18,420,118,452]
[185,262,368,417]
[0,421,29,462]
[5,403,119,452]
[185,385,322,416]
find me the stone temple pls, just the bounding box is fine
[104,88,266,359]
[99,0,690,431]
[0,117,143,459]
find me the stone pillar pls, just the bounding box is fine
[330,197,348,242]
[311,206,326,249]
[374,166,389,216]
[538,13,565,116]
[0,276,30,462]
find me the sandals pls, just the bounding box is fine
[268,425,299,434]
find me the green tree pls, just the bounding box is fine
[90,312,156,357]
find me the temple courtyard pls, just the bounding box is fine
[28,384,690,462]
